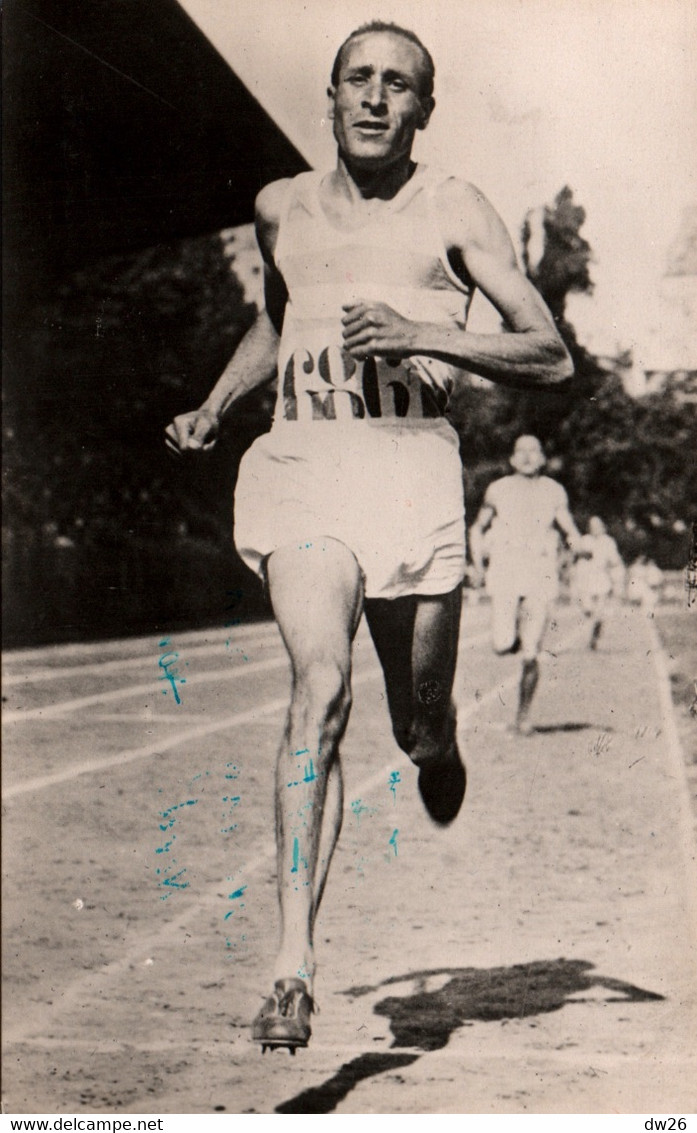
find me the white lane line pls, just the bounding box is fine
[1,624,282,686]
[1,665,383,800]
[0,619,279,665]
[0,625,542,792]
[1,609,490,682]
[89,712,216,723]
[2,655,289,724]
[3,629,491,725]
[645,616,697,941]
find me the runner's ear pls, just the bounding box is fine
[327,87,336,120]
[417,96,435,130]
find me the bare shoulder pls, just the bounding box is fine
[544,476,569,502]
[255,178,292,222]
[254,178,293,259]
[485,476,507,503]
[434,177,516,259]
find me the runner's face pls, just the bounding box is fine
[510,437,545,476]
[328,32,433,169]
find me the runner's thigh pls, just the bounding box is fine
[267,538,364,671]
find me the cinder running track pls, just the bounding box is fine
[2,600,696,1114]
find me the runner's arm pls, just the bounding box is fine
[164,182,288,455]
[554,501,583,555]
[468,497,496,578]
[342,180,573,389]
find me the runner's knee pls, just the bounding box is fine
[290,660,352,746]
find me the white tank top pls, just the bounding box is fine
[486,475,568,563]
[272,166,473,426]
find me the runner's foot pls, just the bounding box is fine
[417,744,466,825]
[252,978,315,1053]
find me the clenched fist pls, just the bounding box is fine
[341,300,420,360]
[164,407,219,457]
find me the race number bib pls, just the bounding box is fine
[280,346,445,421]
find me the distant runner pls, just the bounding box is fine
[166,25,572,1051]
[574,516,624,649]
[627,555,664,615]
[469,435,582,734]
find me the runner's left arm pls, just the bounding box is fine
[468,490,497,581]
[554,499,584,556]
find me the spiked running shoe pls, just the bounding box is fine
[417,744,466,825]
[252,978,315,1054]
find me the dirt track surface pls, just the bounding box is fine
[3,600,696,1114]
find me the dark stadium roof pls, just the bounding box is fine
[3,0,309,286]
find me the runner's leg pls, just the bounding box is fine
[590,594,607,649]
[491,593,522,654]
[364,587,465,823]
[514,595,549,733]
[267,538,363,989]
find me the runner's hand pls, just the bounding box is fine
[164,408,220,457]
[341,300,420,360]
[468,564,486,590]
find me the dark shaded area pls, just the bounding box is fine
[3,0,308,646]
[533,722,613,735]
[275,1052,419,1114]
[3,0,307,289]
[276,958,663,1113]
[367,959,662,1050]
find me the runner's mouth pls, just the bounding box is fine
[353,121,389,133]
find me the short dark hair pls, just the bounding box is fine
[330,21,435,99]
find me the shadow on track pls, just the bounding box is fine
[532,723,615,734]
[275,958,663,1113]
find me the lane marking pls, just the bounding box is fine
[1,610,491,681]
[88,712,220,723]
[0,624,282,686]
[0,620,280,665]
[2,630,491,725]
[645,615,697,941]
[1,666,382,799]
[2,655,290,724]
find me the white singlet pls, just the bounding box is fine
[575,532,621,599]
[234,166,473,599]
[484,474,568,600]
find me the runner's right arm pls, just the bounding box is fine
[468,492,496,583]
[164,181,289,456]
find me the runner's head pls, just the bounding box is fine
[509,434,546,476]
[328,23,436,170]
[588,516,606,536]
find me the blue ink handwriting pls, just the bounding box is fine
[388,770,401,804]
[158,637,187,704]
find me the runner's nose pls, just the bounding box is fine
[361,84,387,113]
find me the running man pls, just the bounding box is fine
[165,23,572,1051]
[575,516,624,649]
[469,435,582,734]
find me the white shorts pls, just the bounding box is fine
[233,419,466,600]
[486,558,560,602]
